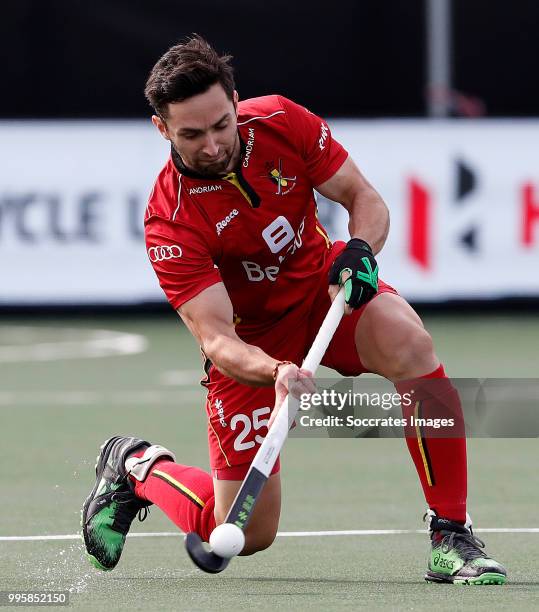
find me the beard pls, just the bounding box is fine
[195,153,232,176]
[172,135,240,178]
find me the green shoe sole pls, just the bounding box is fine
[86,553,112,572]
[454,572,507,585]
[426,571,506,585]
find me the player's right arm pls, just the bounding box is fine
[178,283,314,397]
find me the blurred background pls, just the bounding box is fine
[1,0,538,308]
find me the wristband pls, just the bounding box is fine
[272,360,293,381]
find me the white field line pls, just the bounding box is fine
[0,327,147,362]
[159,370,205,386]
[2,528,539,542]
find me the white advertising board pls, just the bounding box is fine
[1,120,538,304]
[0,121,166,304]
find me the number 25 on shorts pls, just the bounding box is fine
[230,407,271,451]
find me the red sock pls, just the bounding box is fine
[129,454,216,542]
[395,364,467,523]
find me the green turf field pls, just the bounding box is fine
[1,313,538,610]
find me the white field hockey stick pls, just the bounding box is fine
[185,288,345,572]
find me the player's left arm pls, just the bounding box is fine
[316,156,389,253]
[315,156,390,310]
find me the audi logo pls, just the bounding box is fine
[147,245,183,262]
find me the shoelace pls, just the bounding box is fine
[115,471,150,521]
[110,490,150,532]
[441,531,487,560]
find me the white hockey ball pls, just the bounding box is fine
[209,523,245,558]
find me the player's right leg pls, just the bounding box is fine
[81,317,305,570]
[81,434,282,570]
[127,447,281,556]
[81,435,175,570]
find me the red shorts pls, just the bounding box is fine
[203,241,398,480]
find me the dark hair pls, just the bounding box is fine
[145,34,235,117]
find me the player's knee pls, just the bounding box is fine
[240,527,278,555]
[385,327,436,379]
[213,509,278,555]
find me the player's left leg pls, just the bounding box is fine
[354,292,506,584]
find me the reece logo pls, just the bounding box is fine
[216,209,239,235]
[215,399,227,427]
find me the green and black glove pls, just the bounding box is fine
[328,238,379,309]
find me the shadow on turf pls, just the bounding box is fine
[110,575,418,585]
[108,575,539,587]
[228,578,424,586]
